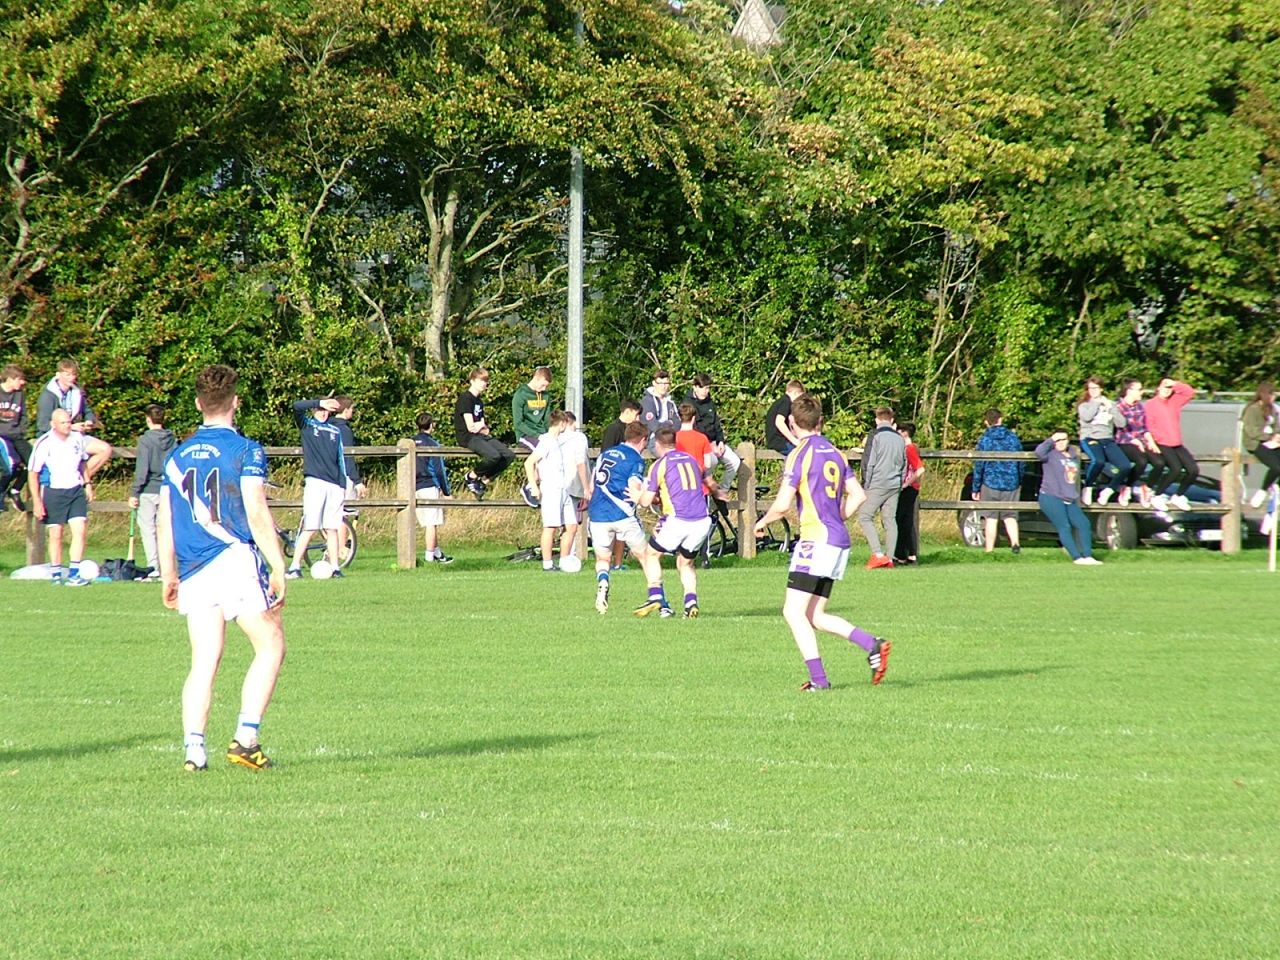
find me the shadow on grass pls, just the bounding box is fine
[293,731,603,766]
[0,732,165,764]
[896,665,1066,687]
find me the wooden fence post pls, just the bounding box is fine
[396,439,418,569]
[1221,446,1242,556]
[26,510,45,566]
[737,441,758,559]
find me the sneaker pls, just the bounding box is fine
[1097,487,1114,505]
[868,637,892,685]
[595,581,609,614]
[50,575,63,587]
[659,605,674,618]
[543,564,559,573]
[465,475,488,500]
[1073,556,1103,565]
[1169,494,1191,511]
[1138,485,1153,507]
[1150,494,1169,511]
[433,553,454,565]
[9,489,27,512]
[633,597,664,617]
[1117,486,1132,507]
[183,758,208,773]
[865,554,894,570]
[286,568,303,580]
[1250,488,1268,509]
[1011,545,1021,555]
[683,603,699,619]
[144,569,161,582]
[64,574,91,587]
[226,739,272,770]
[329,568,345,579]
[799,680,830,692]
[520,483,540,509]
[1081,487,1093,505]
[609,563,628,572]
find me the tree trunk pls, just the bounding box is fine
[421,169,459,380]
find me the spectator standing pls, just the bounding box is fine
[28,408,113,584]
[1035,431,1101,564]
[524,410,577,571]
[684,373,740,491]
[972,408,1024,554]
[893,421,925,566]
[1076,376,1130,505]
[858,407,906,569]
[763,380,805,456]
[413,413,453,564]
[36,358,99,434]
[128,404,177,577]
[601,399,641,451]
[0,363,29,511]
[512,367,553,453]
[287,396,347,578]
[1145,378,1198,511]
[1115,379,1163,508]
[454,368,514,498]
[333,397,367,500]
[639,369,679,449]
[157,363,287,773]
[1241,382,1280,508]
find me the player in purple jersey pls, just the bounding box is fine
[158,365,289,773]
[633,428,712,618]
[755,394,892,690]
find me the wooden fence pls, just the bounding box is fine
[20,442,1247,565]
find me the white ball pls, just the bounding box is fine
[79,559,100,581]
[310,559,335,580]
[559,555,582,574]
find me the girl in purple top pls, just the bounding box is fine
[1115,379,1164,508]
[1035,431,1100,564]
[755,393,891,691]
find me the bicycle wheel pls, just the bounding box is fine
[760,517,792,552]
[703,515,730,563]
[301,519,357,569]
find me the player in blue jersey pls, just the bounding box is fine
[634,427,712,619]
[754,394,892,690]
[158,365,288,772]
[587,420,650,613]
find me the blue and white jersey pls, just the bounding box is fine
[163,425,267,580]
[588,444,646,523]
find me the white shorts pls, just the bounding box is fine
[178,542,271,622]
[590,517,648,557]
[789,541,850,581]
[540,487,577,528]
[415,487,444,527]
[302,477,345,531]
[651,515,712,556]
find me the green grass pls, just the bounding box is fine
[2,544,1276,959]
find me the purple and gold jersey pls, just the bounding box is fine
[783,434,852,548]
[646,449,709,521]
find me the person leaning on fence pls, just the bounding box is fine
[640,369,679,451]
[972,408,1024,554]
[1145,377,1198,511]
[601,398,641,452]
[1115,379,1164,509]
[128,404,176,578]
[764,380,805,456]
[413,412,453,565]
[1076,376,1130,506]
[858,407,906,569]
[36,358,99,434]
[1241,381,1280,508]
[1035,430,1101,565]
[893,421,925,566]
[28,408,113,585]
[288,395,348,579]
[454,367,514,499]
[0,363,30,512]
[684,373,740,492]
[512,366,552,453]
[524,410,577,572]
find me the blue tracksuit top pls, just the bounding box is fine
[293,399,348,487]
[973,425,1024,492]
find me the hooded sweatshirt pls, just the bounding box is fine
[130,428,178,497]
[0,384,27,439]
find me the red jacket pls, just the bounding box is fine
[1146,382,1194,446]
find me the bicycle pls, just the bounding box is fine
[701,485,792,567]
[271,504,359,570]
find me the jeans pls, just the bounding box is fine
[709,445,741,490]
[1080,437,1131,492]
[858,486,900,557]
[1147,444,1199,497]
[137,492,161,570]
[893,486,918,561]
[1038,493,1093,560]
[464,434,514,480]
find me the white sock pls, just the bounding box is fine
[235,714,261,747]
[184,733,207,766]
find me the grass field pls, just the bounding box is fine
[2,543,1276,959]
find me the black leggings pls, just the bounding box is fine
[1253,444,1280,490]
[1148,444,1199,496]
[893,487,919,561]
[1118,443,1165,488]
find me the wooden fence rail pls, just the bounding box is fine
[20,442,1246,565]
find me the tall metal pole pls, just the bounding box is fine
[566,10,585,422]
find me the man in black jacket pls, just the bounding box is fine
[683,373,739,491]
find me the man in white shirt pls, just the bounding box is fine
[28,408,113,585]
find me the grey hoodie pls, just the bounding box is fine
[130,428,177,497]
[1077,397,1125,440]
